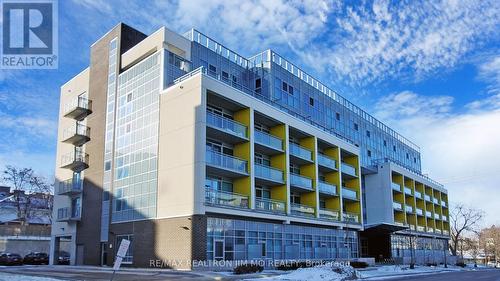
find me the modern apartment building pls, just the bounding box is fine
[50,23,450,268]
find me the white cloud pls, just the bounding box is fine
[375,91,500,227]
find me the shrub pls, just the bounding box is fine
[350,261,369,268]
[456,261,466,268]
[233,263,264,275]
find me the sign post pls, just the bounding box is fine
[110,239,130,281]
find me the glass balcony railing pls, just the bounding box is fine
[205,149,247,174]
[255,197,286,213]
[317,153,336,169]
[289,142,312,161]
[343,212,359,223]
[424,195,431,202]
[206,111,247,139]
[391,182,402,192]
[435,229,442,234]
[441,201,447,208]
[341,162,356,176]
[290,203,315,217]
[409,225,415,231]
[417,226,426,232]
[405,205,414,213]
[254,164,284,183]
[254,130,283,151]
[394,221,406,227]
[56,207,80,221]
[319,208,340,221]
[57,178,83,195]
[442,216,447,222]
[434,213,440,220]
[393,202,403,210]
[318,181,337,195]
[427,228,434,233]
[415,191,422,199]
[342,187,357,200]
[443,230,449,235]
[426,211,432,218]
[433,198,439,204]
[290,173,313,190]
[205,188,249,209]
[404,187,413,195]
[416,208,424,216]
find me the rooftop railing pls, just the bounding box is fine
[372,158,444,188]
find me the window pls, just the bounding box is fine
[288,85,294,95]
[383,140,387,147]
[393,145,396,152]
[232,75,237,83]
[209,64,217,73]
[406,153,409,159]
[367,150,372,157]
[335,112,340,121]
[255,153,270,166]
[366,130,370,137]
[290,193,301,204]
[105,161,111,171]
[282,81,288,91]
[319,200,326,209]
[309,97,314,106]
[256,186,271,199]
[126,93,132,102]
[255,78,261,89]
[354,123,358,131]
[115,235,134,263]
[222,71,229,80]
[289,163,300,174]
[414,157,417,163]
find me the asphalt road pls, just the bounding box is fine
[384,270,500,281]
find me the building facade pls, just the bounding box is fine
[50,23,450,268]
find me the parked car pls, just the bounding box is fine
[57,251,70,265]
[23,252,49,265]
[0,253,23,265]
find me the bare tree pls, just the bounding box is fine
[449,203,484,256]
[1,165,53,225]
[480,225,500,263]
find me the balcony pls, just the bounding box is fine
[415,191,423,199]
[427,228,434,233]
[62,123,90,146]
[254,130,283,154]
[405,205,414,214]
[341,162,357,178]
[443,230,449,235]
[391,182,402,192]
[441,201,447,208]
[426,211,432,218]
[433,198,439,204]
[56,207,80,222]
[416,208,424,216]
[404,187,413,196]
[254,164,284,185]
[343,212,359,223]
[57,178,82,196]
[290,173,313,191]
[317,153,337,171]
[424,195,431,202]
[393,202,403,211]
[409,225,415,231]
[204,188,249,209]
[290,203,315,218]
[64,97,92,120]
[60,148,89,172]
[289,142,313,164]
[417,225,426,232]
[319,208,340,221]
[434,213,440,220]
[342,187,358,201]
[205,149,248,177]
[442,216,447,222]
[435,229,442,234]
[255,198,286,214]
[206,111,248,143]
[394,221,406,227]
[318,181,337,196]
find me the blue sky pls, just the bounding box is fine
[1,0,500,225]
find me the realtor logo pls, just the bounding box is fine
[1,0,58,69]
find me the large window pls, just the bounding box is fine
[116,235,134,264]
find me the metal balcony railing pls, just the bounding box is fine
[57,178,83,195]
[206,111,247,139]
[62,123,90,146]
[60,147,89,172]
[64,96,92,120]
[204,188,249,209]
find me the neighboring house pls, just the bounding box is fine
[0,186,52,225]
